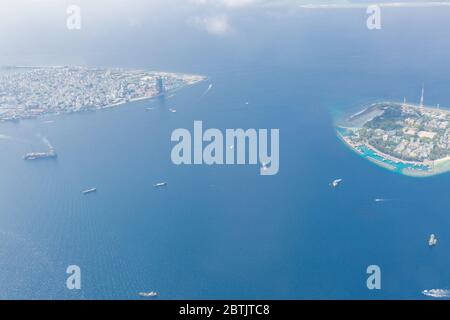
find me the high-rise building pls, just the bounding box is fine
[401,97,407,111]
[156,76,165,95]
[420,85,425,109]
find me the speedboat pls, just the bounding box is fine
[139,291,158,297]
[331,179,342,188]
[82,188,97,195]
[428,234,438,247]
[153,182,167,188]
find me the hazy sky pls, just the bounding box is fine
[0,0,299,68]
[0,1,262,62]
[1,0,449,71]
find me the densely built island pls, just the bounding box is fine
[337,90,450,177]
[0,66,205,122]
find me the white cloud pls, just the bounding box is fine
[298,2,450,9]
[190,0,256,8]
[191,0,450,10]
[127,17,142,28]
[190,15,233,35]
[187,0,256,36]
[220,0,256,7]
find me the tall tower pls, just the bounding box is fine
[156,76,165,95]
[402,97,407,111]
[420,85,425,109]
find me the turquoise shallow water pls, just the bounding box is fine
[2,7,450,299]
[357,145,430,174]
[336,126,431,174]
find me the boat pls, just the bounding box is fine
[422,289,450,298]
[138,291,158,297]
[169,108,177,113]
[428,234,438,247]
[82,188,97,195]
[153,182,167,188]
[24,149,57,160]
[331,178,342,188]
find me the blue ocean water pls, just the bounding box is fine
[2,7,450,299]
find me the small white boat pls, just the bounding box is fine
[153,182,167,188]
[422,289,450,298]
[428,234,438,247]
[169,108,177,113]
[139,291,158,297]
[331,179,342,188]
[375,198,391,202]
[82,188,97,195]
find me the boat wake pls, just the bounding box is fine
[201,83,213,97]
[42,137,54,150]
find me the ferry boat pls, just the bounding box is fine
[331,179,342,188]
[82,188,97,195]
[24,150,57,160]
[153,182,167,188]
[422,289,450,298]
[138,291,158,297]
[428,234,438,247]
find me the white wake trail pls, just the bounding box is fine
[201,83,213,97]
